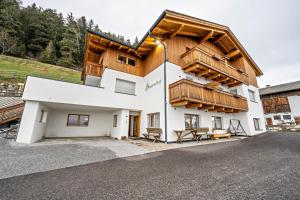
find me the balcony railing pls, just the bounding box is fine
[181,47,248,86]
[169,79,248,112]
[84,61,104,77]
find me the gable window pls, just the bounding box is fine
[273,115,281,120]
[127,58,136,66]
[117,54,136,67]
[115,79,136,95]
[67,114,89,126]
[148,113,160,128]
[283,115,291,120]
[185,114,199,130]
[253,118,261,130]
[113,115,118,127]
[248,90,256,102]
[117,55,127,64]
[212,116,222,130]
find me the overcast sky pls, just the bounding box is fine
[22,0,300,88]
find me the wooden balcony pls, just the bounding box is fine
[169,79,248,112]
[84,61,104,77]
[181,47,248,87]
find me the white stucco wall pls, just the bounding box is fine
[111,109,129,139]
[44,109,113,138]
[264,112,294,125]
[17,101,49,143]
[288,96,300,117]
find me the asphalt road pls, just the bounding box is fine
[1,132,300,200]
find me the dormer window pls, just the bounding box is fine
[117,54,136,67]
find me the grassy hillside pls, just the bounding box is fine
[0,55,82,84]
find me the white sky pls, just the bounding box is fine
[22,0,300,88]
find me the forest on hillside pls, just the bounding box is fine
[0,0,138,70]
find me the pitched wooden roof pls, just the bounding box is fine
[85,10,263,76]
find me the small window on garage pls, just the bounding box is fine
[212,116,222,130]
[253,118,261,130]
[283,115,291,120]
[273,115,281,120]
[113,115,118,127]
[67,114,89,126]
[39,110,48,123]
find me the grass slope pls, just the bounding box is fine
[0,55,82,84]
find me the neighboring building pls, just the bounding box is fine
[16,10,266,144]
[0,97,24,128]
[259,81,300,126]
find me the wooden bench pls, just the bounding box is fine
[143,128,162,143]
[211,133,231,140]
[193,128,210,141]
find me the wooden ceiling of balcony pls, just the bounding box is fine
[84,10,263,76]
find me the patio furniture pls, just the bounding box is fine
[193,127,210,141]
[143,128,162,143]
[174,130,195,143]
[211,133,231,140]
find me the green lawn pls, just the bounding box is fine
[0,55,82,84]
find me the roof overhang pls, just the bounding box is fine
[85,9,263,76]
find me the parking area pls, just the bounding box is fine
[1,132,300,200]
[0,137,152,179]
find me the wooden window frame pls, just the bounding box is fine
[117,54,136,67]
[212,116,223,130]
[184,114,199,130]
[113,114,118,127]
[147,112,160,128]
[67,114,89,127]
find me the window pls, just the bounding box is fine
[39,110,48,123]
[273,115,281,120]
[147,113,160,128]
[117,54,136,67]
[115,79,136,95]
[127,58,136,66]
[253,118,261,130]
[230,89,238,95]
[184,114,199,130]
[113,115,118,127]
[283,115,291,120]
[67,114,89,126]
[117,55,127,64]
[212,116,222,130]
[248,90,256,102]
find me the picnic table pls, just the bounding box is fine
[174,127,210,143]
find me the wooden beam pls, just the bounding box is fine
[185,103,202,109]
[172,100,188,107]
[216,107,225,112]
[199,30,214,44]
[88,42,107,51]
[184,64,199,73]
[206,73,221,80]
[214,34,226,44]
[170,24,184,38]
[226,49,240,58]
[225,108,234,113]
[118,45,123,50]
[196,69,211,77]
[217,77,229,83]
[155,26,170,33]
[225,80,237,86]
[199,105,215,110]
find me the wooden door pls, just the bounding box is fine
[133,115,140,137]
[266,118,273,126]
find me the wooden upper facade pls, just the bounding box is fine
[82,10,263,113]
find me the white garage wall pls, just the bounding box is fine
[45,109,113,138]
[17,101,49,143]
[111,109,129,139]
[288,96,300,117]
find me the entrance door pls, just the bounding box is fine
[266,118,273,126]
[128,112,140,137]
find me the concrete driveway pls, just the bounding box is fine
[1,132,300,200]
[0,137,151,179]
